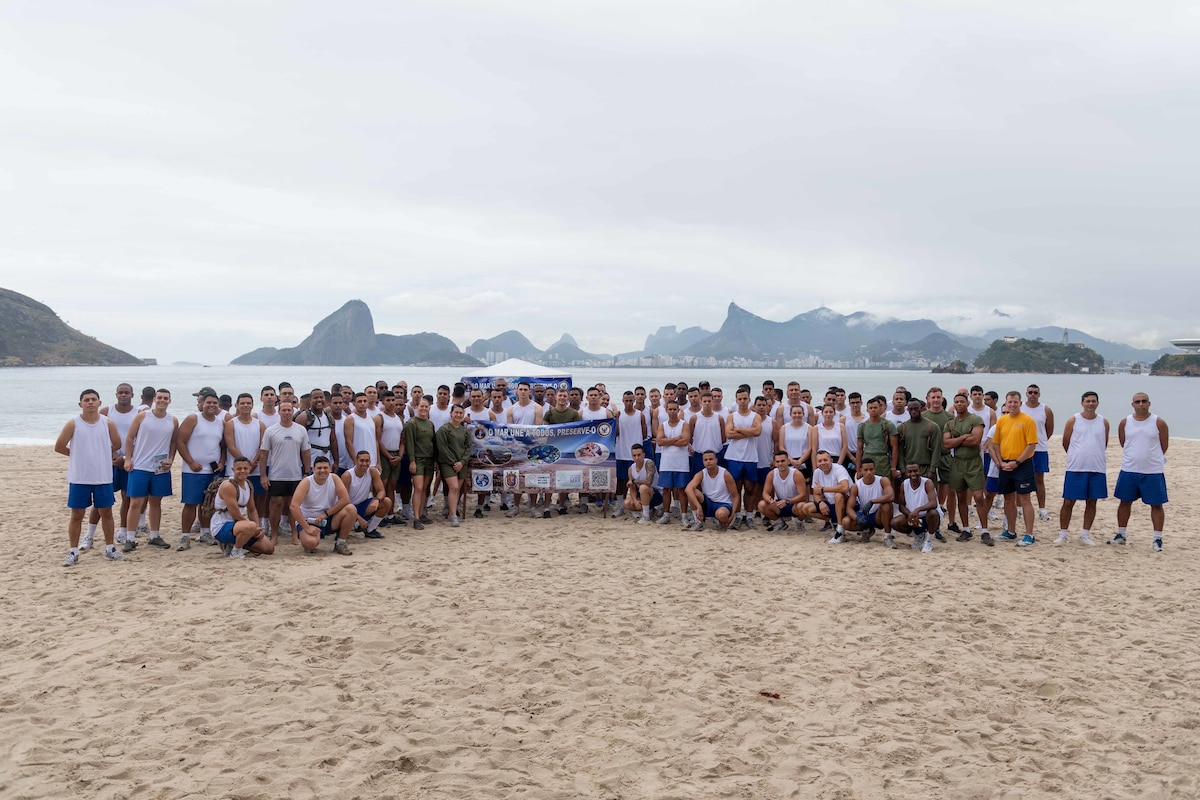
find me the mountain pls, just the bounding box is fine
[542,333,610,365]
[634,325,715,357]
[0,288,143,367]
[680,303,949,360]
[466,330,544,361]
[853,332,980,363]
[979,326,1168,363]
[231,300,483,367]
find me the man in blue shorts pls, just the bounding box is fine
[684,450,739,531]
[1057,391,1108,546]
[758,450,808,532]
[123,389,179,552]
[56,389,125,565]
[211,457,273,558]
[1110,393,1169,551]
[723,386,762,530]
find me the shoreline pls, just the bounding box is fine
[4,440,1197,797]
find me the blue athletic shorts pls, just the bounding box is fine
[1032,451,1050,473]
[812,497,836,519]
[68,483,115,510]
[111,465,128,493]
[985,475,999,494]
[1114,471,1168,505]
[726,459,757,483]
[181,473,219,505]
[688,452,705,476]
[213,521,238,544]
[776,503,796,518]
[757,466,772,484]
[1063,471,1108,501]
[296,518,334,537]
[659,470,690,489]
[704,499,732,519]
[354,499,375,519]
[127,469,172,498]
[248,475,265,496]
[616,459,633,482]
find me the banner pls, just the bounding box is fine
[460,375,572,403]
[468,419,615,494]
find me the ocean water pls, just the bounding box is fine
[4,364,1195,444]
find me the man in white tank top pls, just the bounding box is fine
[689,392,726,477]
[724,387,762,529]
[177,392,227,549]
[123,389,179,552]
[91,383,138,547]
[892,462,941,553]
[1110,392,1169,551]
[1021,384,1055,520]
[344,393,378,468]
[684,450,738,531]
[1057,391,1109,546]
[289,457,353,554]
[374,391,405,524]
[211,457,274,558]
[226,392,269,531]
[56,388,124,565]
[256,386,280,429]
[758,451,808,532]
[614,392,648,518]
[842,457,894,546]
[342,450,392,537]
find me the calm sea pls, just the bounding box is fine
[4,365,1194,444]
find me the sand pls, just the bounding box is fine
[2,438,1198,799]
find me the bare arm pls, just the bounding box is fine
[1045,406,1055,438]
[1158,417,1169,454]
[54,419,76,457]
[1060,416,1075,453]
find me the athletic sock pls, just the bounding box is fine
[70,547,79,556]
[367,516,381,533]
[642,508,650,520]
[1153,530,1163,540]
[1060,529,1069,538]
[86,523,98,537]
[106,544,117,554]
[1118,527,1127,537]
[1081,528,1090,538]
[117,526,127,537]
[151,530,160,539]
[200,527,210,536]
[138,513,147,527]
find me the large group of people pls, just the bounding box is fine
[55,376,1170,566]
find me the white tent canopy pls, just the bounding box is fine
[460,358,572,396]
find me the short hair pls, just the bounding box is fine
[869,395,887,406]
[774,450,788,458]
[631,443,644,453]
[970,385,984,394]
[985,391,999,400]
[313,455,330,466]
[237,392,253,402]
[233,456,251,465]
[517,381,531,389]
[1081,391,1098,401]
[260,385,276,395]
[79,388,100,400]
[1006,390,1022,400]
[860,456,875,467]
[622,391,634,398]
[954,392,968,401]
[354,392,367,400]
[380,391,394,400]
[278,382,293,391]
[848,392,861,400]
[155,388,172,397]
[199,391,218,402]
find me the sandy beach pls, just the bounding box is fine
[2,437,1197,799]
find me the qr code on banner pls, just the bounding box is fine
[589,468,612,491]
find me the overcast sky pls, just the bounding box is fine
[2,1,1196,363]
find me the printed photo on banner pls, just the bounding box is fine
[468,419,615,491]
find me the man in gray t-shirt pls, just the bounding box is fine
[258,401,312,541]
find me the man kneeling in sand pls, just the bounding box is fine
[290,457,354,555]
[684,450,739,531]
[342,450,392,538]
[758,450,808,532]
[212,457,274,559]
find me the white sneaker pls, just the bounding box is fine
[505,507,520,518]
[611,507,624,519]
[190,519,201,534]
[137,524,149,536]
[63,551,79,567]
[229,547,246,559]
[988,510,1000,522]
[637,516,652,525]
[884,534,896,549]
[921,535,933,554]
[177,533,191,551]
[1053,532,1069,545]
[656,512,672,525]
[104,547,124,561]
[827,532,846,544]
[197,531,216,545]
[450,516,461,527]
[1079,531,1096,546]
[79,532,94,551]
[1038,508,1051,522]
[116,530,127,545]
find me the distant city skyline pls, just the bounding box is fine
[3,2,1197,363]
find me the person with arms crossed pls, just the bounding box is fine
[176,391,226,550]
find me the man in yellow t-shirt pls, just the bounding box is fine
[988,391,1040,546]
